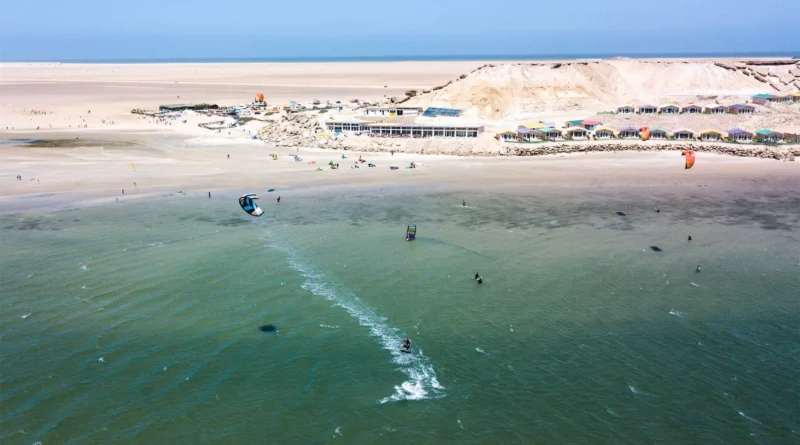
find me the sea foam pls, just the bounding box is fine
[268,238,445,404]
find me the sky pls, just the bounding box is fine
[1,0,799,61]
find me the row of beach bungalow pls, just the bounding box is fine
[751,92,800,105]
[615,103,757,115]
[496,125,798,143]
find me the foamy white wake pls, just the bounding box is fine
[267,239,445,403]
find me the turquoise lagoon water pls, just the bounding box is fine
[1,187,799,444]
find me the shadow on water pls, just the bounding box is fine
[258,325,277,333]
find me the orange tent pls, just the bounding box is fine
[682,150,696,169]
[640,126,651,141]
[255,93,264,102]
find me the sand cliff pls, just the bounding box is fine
[401,60,800,120]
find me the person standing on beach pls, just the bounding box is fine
[122,189,124,195]
[208,192,211,199]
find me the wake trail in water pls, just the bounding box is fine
[264,227,445,404]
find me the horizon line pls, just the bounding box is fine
[3,51,799,64]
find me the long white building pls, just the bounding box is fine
[324,120,483,138]
[364,107,423,117]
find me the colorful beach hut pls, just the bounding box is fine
[672,128,696,140]
[755,129,783,143]
[727,129,754,142]
[704,104,729,115]
[516,127,535,142]
[593,126,618,139]
[659,104,679,114]
[564,127,588,140]
[496,130,518,142]
[565,119,584,127]
[650,127,668,140]
[581,120,602,130]
[619,126,640,139]
[638,104,658,114]
[681,104,703,114]
[728,104,755,115]
[699,129,727,141]
[537,127,563,140]
[751,94,773,105]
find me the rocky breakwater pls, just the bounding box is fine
[505,141,797,161]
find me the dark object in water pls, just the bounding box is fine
[696,265,701,272]
[656,209,660,213]
[259,324,277,333]
[616,211,626,216]
[400,346,411,354]
[688,235,692,241]
[650,246,662,252]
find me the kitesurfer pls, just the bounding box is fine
[401,337,411,352]
[688,235,692,241]
[277,196,281,203]
[696,265,702,272]
[475,272,483,284]
[208,191,211,199]
[462,200,466,207]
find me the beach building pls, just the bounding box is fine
[535,127,563,140]
[727,129,754,142]
[365,123,483,137]
[364,107,423,117]
[774,94,794,104]
[638,104,657,114]
[782,133,798,143]
[565,119,584,127]
[790,92,800,103]
[650,127,668,139]
[159,103,218,111]
[754,129,783,143]
[699,129,727,141]
[517,127,535,142]
[751,93,773,105]
[704,104,729,114]
[496,130,518,142]
[581,120,602,130]
[593,126,618,139]
[521,122,546,129]
[659,104,679,114]
[728,104,755,114]
[325,119,369,133]
[681,104,703,114]
[617,105,635,114]
[619,126,640,139]
[564,127,588,140]
[672,128,695,140]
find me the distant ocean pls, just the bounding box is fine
[2,186,799,444]
[18,52,800,64]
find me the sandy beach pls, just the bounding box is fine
[2,59,799,210]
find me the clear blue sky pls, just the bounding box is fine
[1,0,798,61]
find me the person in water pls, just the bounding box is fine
[462,200,466,207]
[277,196,281,203]
[475,272,483,284]
[402,337,411,350]
[688,235,692,241]
[696,265,702,272]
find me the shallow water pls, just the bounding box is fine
[2,188,799,444]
